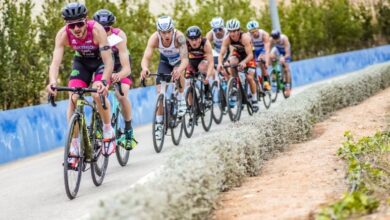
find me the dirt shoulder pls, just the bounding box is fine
[212,87,390,220]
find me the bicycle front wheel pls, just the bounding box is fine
[183,87,195,138]
[201,84,213,131]
[170,96,184,145]
[114,107,130,166]
[152,94,165,153]
[91,113,109,186]
[211,81,224,124]
[227,77,242,122]
[63,114,83,200]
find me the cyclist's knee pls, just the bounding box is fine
[198,60,208,73]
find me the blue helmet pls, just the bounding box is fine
[271,30,281,39]
[246,20,259,31]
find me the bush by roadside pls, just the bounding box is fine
[88,63,390,220]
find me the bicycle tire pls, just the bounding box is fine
[170,96,184,145]
[152,94,165,153]
[63,114,83,200]
[114,107,130,167]
[244,81,254,116]
[270,71,279,103]
[201,84,213,131]
[227,77,242,122]
[211,81,223,124]
[183,87,195,138]
[91,113,109,186]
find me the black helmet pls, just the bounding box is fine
[62,2,88,21]
[93,9,116,27]
[271,30,281,39]
[186,26,202,39]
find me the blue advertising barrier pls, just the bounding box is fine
[1,45,390,164]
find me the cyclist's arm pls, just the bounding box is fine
[263,31,271,63]
[141,33,157,71]
[94,23,113,81]
[175,32,189,73]
[284,36,291,58]
[218,37,229,65]
[116,31,131,78]
[240,33,254,64]
[204,39,214,78]
[49,28,67,85]
[206,31,213,43]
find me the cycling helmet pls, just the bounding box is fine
[271,30,281,39]
[62,2,88,21]
[186,26,202,39]
[246,20,259,31]
[93,9,116,26]
[226,18,240,31]
[156,16,174,32]
[210,17,224,29]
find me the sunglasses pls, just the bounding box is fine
[67,20,85,29]
[213,28,223,33]
[104,26,111,32]
[249,30,257,34]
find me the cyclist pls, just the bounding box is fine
[205,17,228,65]
[140,16,189,140]
[93,9,137,150]
[270,30,292,97]
[46,3,115,167]
[246,20,271,91]
[217,18,258,112]
[185,26,214,102]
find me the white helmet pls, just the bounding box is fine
[226,18,240,31]
[156,16,174,32]
[246,20,259,31]
[210,17,224,29]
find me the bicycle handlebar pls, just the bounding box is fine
[140,72,179,88]
[48,86,107,110]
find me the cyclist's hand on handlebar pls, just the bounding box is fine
[217,64,223,72]
[280,56,286,63]
[238,62,246,71]
[111,73,121,83]
[172,69,181,81]
[140,69,150,80]
[47,82,57,96]
[96,81,108,96]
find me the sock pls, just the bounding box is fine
[156,115,163,123]
[252,93,257,101]
[178,92,184,101]
[125,120,132,131]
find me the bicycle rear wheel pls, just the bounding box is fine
[113,107,130,166]
[227,77,242,122]
[201,84,213,131]
[152,94,165,153]
[183,87,195,138]
[63,114,83,200]
[211,81,224,124]
[256,77,271,109]
[170,96,184,145]
[91,113,109,186]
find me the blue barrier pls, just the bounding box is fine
[1,45,390,164]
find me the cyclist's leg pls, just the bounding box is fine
[93,64,116,154]
[245,60,258,103]
[198,59,211,99]
[279,50,292,97]
[173,63,186,116]
[156,60,173,119]
[258,49,270,90]
[66,57,94,163]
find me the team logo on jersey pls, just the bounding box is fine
[70,69,80,76]
[85,40,92,44]
[71,39,77,45]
